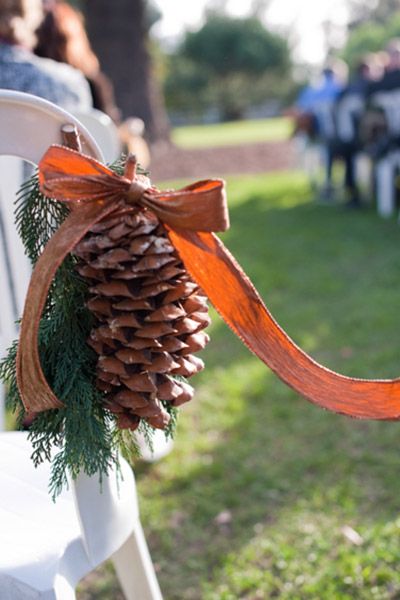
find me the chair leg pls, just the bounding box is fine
[40,577,76,600]
[112,521,163,600]
[0,384,6,431]
[376,158,395,217]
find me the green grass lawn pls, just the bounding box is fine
[171,117,291,149]
[77,170,400,599]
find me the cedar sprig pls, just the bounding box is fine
[1,169,120,496]
[0,160,177,497]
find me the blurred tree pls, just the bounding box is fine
[184,13,289,77]
[342,9,400,69]
[342,22,386,69]
[164,55,214,119]
[348,0,378,26]
[372,0,400,22]
[165,13,291,121]
[250,0,272,18]
[83,0,170,141]
[348,0,400,27]
[206,0,229,13]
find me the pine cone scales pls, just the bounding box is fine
[74,203,211,431]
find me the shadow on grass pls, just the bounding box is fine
[137,191,400,598]
[146,377,400,598]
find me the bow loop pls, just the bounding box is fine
[38,145,228,232]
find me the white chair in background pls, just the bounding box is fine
[375,149,400,218]
[369,90,400,218]
[0,90,163,600]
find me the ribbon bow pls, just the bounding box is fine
[16,146,400,420]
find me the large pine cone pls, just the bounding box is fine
[73,203,210,431]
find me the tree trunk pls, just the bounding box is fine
[84,0,170,142]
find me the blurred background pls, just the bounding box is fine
[78,0,383,128]
[19,0,400,598]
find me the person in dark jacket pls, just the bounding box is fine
[334,59,374,207]
[365,39,400,154]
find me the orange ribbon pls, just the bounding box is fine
[16,146,400,420]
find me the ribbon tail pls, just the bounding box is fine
[16,202,118,413]
[167,228,400,421]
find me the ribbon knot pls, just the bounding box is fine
[127,180,149,203]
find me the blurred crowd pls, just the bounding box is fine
[0,0,149,166]
[292,40,400,210]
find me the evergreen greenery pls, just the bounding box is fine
[0,164,177,498]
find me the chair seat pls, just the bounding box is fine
[0,433,90,593]
[0,432,142,597]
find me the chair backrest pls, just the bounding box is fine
[335,93,365,143]
[0,91,137,565]
[0,91,104,357]
[0,88,103,427]
[312,99,337,141]
[0,89,102,163]
[370,88,400,137]
[72,108,122,165]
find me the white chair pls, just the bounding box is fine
[369,89,400,218]
[0,90,103,380]
[72,108,122,164]
[0,90,163,599]
[335,92,372,200]
[375,149,400,218]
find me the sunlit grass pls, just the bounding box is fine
[76,169,400,599]
[171,117,291,149]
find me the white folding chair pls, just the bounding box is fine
[370,89,400,218]
[72,108,122,164]
[0,90,103,418]
[0,90,162,599]
[375,149,400,218]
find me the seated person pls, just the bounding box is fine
[0,0,92,111]
[34,1,120,122]
[334,58,374,207]
[365,40,400,155]
[295,61,347,201]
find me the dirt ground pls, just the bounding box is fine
[149,139,297,182]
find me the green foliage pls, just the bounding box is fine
[342,22,387,70]
[349,0,400,26]
[183,14,289,76]
[164,55,214,117]
[342,10,400,70]
[0,165,171,497]
[164,13,292,121]
[0,172,120,496]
